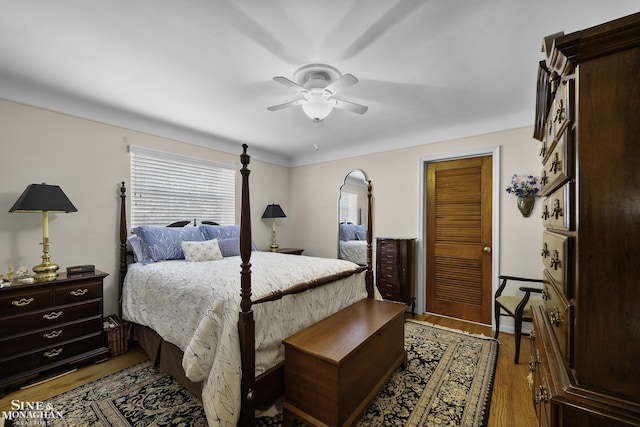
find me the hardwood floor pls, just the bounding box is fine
[1,316,537,426]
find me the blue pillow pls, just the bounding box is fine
[218,237,241,257]
[339,223,355,241]
[133,226,205,263]
[200,224,259,251]
[339,223,367,241]
[127,235,144,262]
[199,224,241,240]
[355,230,367,241]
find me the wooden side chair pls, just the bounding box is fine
[494,275,544,363]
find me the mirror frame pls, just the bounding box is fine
[337,169,370,261]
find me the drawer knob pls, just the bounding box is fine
[549,307,561,327]
[554,99,565,124]
[540,170,548,186]
[70,288,89,296]
[44,348,63,358]
[539,142,547,158]
[542,205,550,220]
[43,330,63,339]
[549,152,560,174]
[542,289,549,301]
[541,243,549,258]
[12,297,34,307]
[550,250,561,270]
[43,311,63,320]
[535,381,550,404]
[529,357,537,373]
[551,199,563,219]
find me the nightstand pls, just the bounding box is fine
[0,270,110,393]
[273,248,304,255]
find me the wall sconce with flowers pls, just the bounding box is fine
[505,174,540,217]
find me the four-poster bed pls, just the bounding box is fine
[118,144,376,426]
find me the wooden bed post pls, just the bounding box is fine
[119,182,128,317]
[366,180,374,298]
[238,144,256,427]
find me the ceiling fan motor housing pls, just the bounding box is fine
[293,64,341,89]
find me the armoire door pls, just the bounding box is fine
[425,155,492,324]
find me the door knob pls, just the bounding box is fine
[483,247,492,254]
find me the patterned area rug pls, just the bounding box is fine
[6,320,497,427]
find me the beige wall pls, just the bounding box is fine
[289,127,544,319]
[1,98,543,328]
[0,100,289,315]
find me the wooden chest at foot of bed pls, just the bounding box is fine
[282,299,407,427]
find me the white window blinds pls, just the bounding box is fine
[129,145,235,228]
[339,191,358,224]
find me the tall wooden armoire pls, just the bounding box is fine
[530,12,640,426]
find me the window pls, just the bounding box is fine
[129,145,235,228]
[339,191,358,224]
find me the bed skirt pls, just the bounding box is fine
[131,323,203,399]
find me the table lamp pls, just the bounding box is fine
[9,183,77,281]
[262,204,286,251]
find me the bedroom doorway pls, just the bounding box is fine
[424,155,493,324]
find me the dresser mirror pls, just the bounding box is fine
[337,169,369,265]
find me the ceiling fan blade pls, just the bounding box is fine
[334,99,368,114]
[324,74,358,96]
[267,98,304,111]
[273,76,308,94]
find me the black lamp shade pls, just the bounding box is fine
[262,204,286,219]
[9,184,77,213]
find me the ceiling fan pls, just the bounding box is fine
[267,63,368,122]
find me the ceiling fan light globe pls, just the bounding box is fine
[302,98,333,121]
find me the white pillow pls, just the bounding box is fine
[181,239,223,262]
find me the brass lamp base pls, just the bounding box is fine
[33,235,59,281]
[270,218,279,252]
[33,262,59,282]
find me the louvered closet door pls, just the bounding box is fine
[426,156,492,324]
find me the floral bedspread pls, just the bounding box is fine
[122,251,368,426]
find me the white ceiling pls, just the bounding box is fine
[1,1,637,166]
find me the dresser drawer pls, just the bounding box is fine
[540,128,573,196]
[54,280,103,304]
[543,274,574,366]
[0,301,102,335]
[541,231,574,297]
[378,262,400,282]
[0,317,102,358]
[542,182,574,231]
[531,310,553,427]
[551,77,574,140]
[0,288,52,316]
[378,287,401,301]
[0,334,104,379]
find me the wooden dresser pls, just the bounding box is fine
[375,238,415,314]
[530,13,640,426]
[0,271,110,393]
